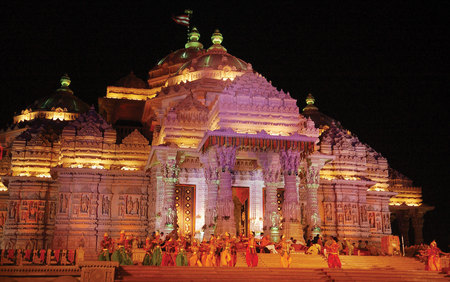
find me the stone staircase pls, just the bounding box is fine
[116,253,450,281]
[340,255,426,270]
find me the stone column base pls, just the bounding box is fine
[164,224,175,236]
[215,218,236,236]
[270,228,281,243]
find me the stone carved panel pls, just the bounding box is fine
[217,146,236,172]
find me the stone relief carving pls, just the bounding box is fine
[307,165,320,185]
[80,194,90,214]
[280,149,301,175]
[59,194,69,213]
[270,211,281,229]
[125,196,140,215]
[101,195,111,216]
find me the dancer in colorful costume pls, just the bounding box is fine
[278,235,292,268]
[175,236,188,266]
[189,239,202,266]
[422,240,448,271]
[111,230,133,265]
[151,232,162,266]
[142,237,152,265]
[205,236,217,267]
[98,233,113,261]
[220,232,232,267]
[245,232,258,267]
[326,237,342,268]
[161,236,176,266]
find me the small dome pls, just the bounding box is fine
[29,74,90,113]
[115,71,148,89]
[302,94,341,129]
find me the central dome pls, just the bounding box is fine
[176,29,249,74]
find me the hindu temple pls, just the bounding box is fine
[0,27,432,257]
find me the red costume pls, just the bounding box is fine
[326,240,342,268]
[39,249,46,263]
[161,238,175,266]
[426,241,443,271]
[245,235,258,267]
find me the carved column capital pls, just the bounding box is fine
[216,146,236,172]
[161,159,179,183]
[280,149,301,175]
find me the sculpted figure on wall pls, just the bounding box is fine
[270,211,281,229]
[8,201,17,221]
[59,194,69,213]
[325,203,333,221]
[344,204,351,221]
[166,207,176,226]
[360,205,368,222]
[80,194,90,214]
[306,166,320,184]
[102,195,111,215]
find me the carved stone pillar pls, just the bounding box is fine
[412,211,424,245]
[397,211,410,246]
[161,157,180,234]
[280,150,303,242]
[215,146,236,236]
[305,165,321,239]
[305,153,333,239]
[200,152,219,239]
[258,153,281,241]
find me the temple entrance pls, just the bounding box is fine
[175,185,195,236]
[232,187,249,237]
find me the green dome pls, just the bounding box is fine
[29,74,90,113]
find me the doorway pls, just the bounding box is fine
[232,187,249,237]
[175,185,195,236]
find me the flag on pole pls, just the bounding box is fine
[172,14,190,26]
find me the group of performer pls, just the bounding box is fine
[99,231,449,272]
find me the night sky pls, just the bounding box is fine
[1,2,448,249]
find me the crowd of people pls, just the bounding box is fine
[99,231,346,269]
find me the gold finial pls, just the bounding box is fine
[60,74,71,87]
[211,29,223,45]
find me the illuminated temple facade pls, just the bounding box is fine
[0,28,431,254]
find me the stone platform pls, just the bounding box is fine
[1,254,449,281]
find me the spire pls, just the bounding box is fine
[60,74,71,87]
[208,29,227,52]
[185,27,203,49]
[302,93,318,112]
[57,74,73,94]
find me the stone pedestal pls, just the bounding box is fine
[270,228,281,243]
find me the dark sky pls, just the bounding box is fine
[1,2,449,248]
